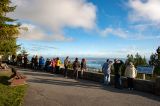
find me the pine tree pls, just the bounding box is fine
[127,54,134,62]
[0,0,20,55]
[126,53,147,67]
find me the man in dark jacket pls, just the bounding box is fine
[39,56,45,71]
[73,58,80,79]
[113,59,124,89]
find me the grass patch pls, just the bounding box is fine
[0,72,27,106]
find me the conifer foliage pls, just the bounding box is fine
[126,53,147,67]
[0,0,20,55]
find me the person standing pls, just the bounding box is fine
[64,56,69,77]
[51,58,56,73]
[73,58,80,79]
[34,55,39,70]
[81,58,87,79]
[55,57,61,74]
[102,59,112,85]
[31,56,35,69]
[113,59,124,89]
[24,55,28,68]
[39,56,45,71]
[125,62,137,90]
[12,54,16,65]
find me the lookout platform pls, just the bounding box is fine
[14,67,160,106]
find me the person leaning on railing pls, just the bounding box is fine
[125,62,137,90]
[81,58,87,79]
[64,56,69,77]
[112,59,124,89]
[73,58,80,79]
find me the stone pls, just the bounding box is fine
[10,78,27,86]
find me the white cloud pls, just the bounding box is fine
[11,0,96,41]
[63,46,153,58]
[98,27,160,40]
[128,0,160,23]
[98,28,128,38]
[19,24,73,41]
[116,46,153,58]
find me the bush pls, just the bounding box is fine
[154,66,160,75]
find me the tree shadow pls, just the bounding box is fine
[27,77,102,89]
[0,76,10,85]
[17,68,160,102]
[21,71,55,78]
[101,86,160,102]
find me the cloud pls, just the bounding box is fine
[21,43,59,56]
[98,27,128,38]
[97,0,160,40]
[19,24,73,41]
[128,0,160,23]
[31,44,58,50]
[64,46,153,58]
[11,0,96,41]
[98,27,160,40]
[116,46,153,58]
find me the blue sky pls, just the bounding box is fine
[11,0,160,58]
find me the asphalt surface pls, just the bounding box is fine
[16,68,160,106]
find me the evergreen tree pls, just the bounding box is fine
[142,56,147,65]
[0,0,20,55]
[20,48,28,56]
[126,53,147,67]
[149,53,156,65]
[127,54,134,62]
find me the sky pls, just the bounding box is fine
[9,0,160,58]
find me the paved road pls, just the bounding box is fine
[16,68,160,106]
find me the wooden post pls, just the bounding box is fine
[0,55,2,62]
[142,73,146,80]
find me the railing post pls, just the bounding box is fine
[142,74,145,80]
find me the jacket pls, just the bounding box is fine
[102,62,111,74]
[113,61,123,75]
[73,61,80,70]
[56,60,61,66]
[125,65,137,78]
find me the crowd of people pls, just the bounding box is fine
[102,59,137,90]
[9,54,137,90]
[10,55,87,79]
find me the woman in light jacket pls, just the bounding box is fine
[125,62,137,90]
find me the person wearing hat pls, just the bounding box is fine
[125,62,137,90]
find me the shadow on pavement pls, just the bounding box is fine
[20,68,160,102]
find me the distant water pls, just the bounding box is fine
[85,58,126,70]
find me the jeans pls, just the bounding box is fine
[81,69,85,78]
[104,73,110,85]
[39,65,44,71]
[64,66,68,77]
[127,77,134,89]
[73,69,78,79]
[55,66,60,74]
[114,74,122,89]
